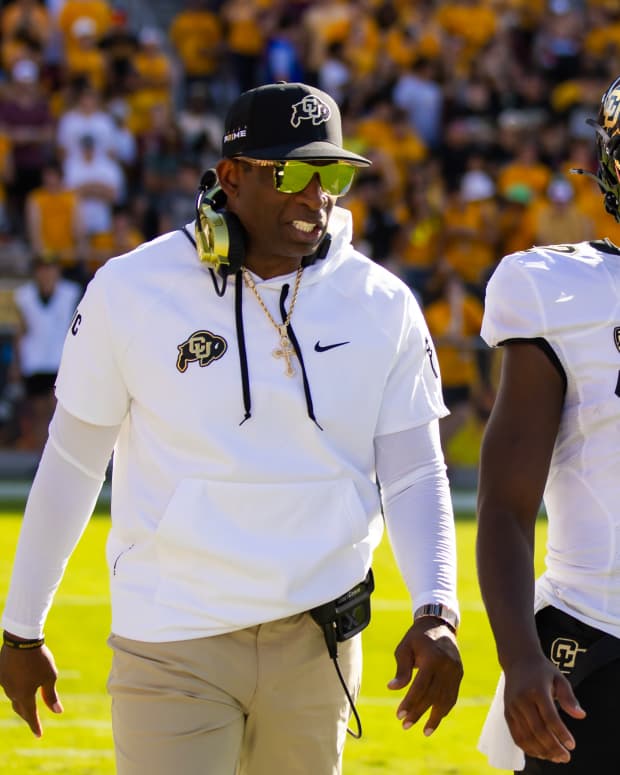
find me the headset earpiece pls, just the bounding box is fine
[195,169,246,275]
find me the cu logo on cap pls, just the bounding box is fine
[290,95,331,128]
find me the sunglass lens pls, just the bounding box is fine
[276,163,313,194]
[323,165,356,196]
[276,162,356,196]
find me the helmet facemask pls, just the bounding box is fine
[571,76,620,223]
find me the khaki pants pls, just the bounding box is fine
[107,613,362,775]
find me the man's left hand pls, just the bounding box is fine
[387,618,463,735]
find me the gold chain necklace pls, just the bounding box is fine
[242,265,304,377]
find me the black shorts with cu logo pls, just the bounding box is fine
[521,605,620,774]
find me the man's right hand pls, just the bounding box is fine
[503,655,586,764]
[0,642,63,736]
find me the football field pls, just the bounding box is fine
[0,502,547,774]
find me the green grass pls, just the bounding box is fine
[0,506,547,773]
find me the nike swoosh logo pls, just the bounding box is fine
[314,340,350,352]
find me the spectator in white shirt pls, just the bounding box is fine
[12,251,82,450]
[56,82,117,161]
[63,133,124,236]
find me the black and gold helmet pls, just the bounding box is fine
[571,76,620,222]
[589,76,620,222]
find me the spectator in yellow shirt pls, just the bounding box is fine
[393,183,444,302]
[133,27,174,110]
[62,16,107,93]
[25,160,86,274]
[220,0,270,92]
[86,204,143,278]
[169,0,223,93]
[424,264,485,458]
[533,176,593,246]
[496,183,537,258]
[496,138,552,199]
[433,0,497,75]
[57,0,111,53]
[443,169,498,296]
[302,0,354,80]
[356,100,427,199]
[1,0,51,71]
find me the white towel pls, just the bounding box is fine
[478,589,552,770]
[477,671,526,770]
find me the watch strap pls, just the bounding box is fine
[414,603,459,633]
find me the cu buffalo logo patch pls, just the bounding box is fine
[290,95,331,128]
[177,330,227,373]
[615,326,620,352]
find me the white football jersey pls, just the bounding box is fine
[482,239,620,635]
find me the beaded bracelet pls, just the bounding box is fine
[2,631,45,650]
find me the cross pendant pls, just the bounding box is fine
[273,326,296,377]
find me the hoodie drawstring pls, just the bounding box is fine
[234,269,252,424]
[279,284,322,430]
[181,228,320,428]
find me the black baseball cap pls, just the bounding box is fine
[222,82,371,166]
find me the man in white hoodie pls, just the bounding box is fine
[0,82,462,775]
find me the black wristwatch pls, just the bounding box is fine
[414,604,459,634]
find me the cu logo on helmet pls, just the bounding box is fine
[603,86,620,129]
[290,95,331,128]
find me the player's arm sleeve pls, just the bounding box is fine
[1,405,120,639]
[375,290,448,437]
[374,420,459,616]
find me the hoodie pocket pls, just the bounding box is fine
[153,478,369,627]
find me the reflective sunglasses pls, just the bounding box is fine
[236,157,357,197]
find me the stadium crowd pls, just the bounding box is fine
[0,0,618,454]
